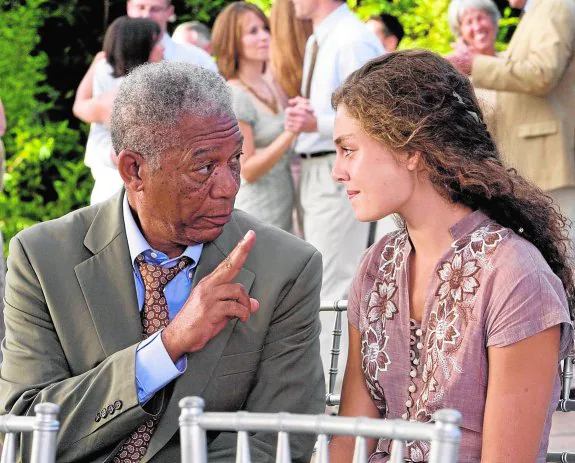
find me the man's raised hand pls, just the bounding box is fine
[162,230,259,362]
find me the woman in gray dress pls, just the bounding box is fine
[212,2,296,232]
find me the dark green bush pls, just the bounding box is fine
[0,0,93,254]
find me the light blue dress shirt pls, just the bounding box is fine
[123,195,203,404]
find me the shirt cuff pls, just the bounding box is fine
[135,330,187,404]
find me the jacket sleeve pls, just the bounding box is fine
[206,250,325,463]
[471,2,575,96]
[0,236,166,462]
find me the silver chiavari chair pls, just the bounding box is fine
[319,299,348,407]
[0,403,60,463]
[546,350,575,462]
[179,396,462,463]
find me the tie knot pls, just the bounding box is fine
[136,254,192,291]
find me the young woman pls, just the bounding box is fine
[73,16,164,204]
[328,50,574,462]
[212,2,296,232]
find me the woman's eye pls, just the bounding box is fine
[342,147,354,157]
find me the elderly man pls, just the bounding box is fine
[0,62,325,462]
[448,0,575,246]
[172,21,212,54]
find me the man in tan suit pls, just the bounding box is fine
[0,62,325,462]
[448,0,575,244]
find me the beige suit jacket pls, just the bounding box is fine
[471,0,575,192]
[0,191,325,462]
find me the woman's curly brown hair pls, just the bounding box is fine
[332,49,575,318]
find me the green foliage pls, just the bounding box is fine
[181,0,236,25]
[0,0,92,254]
[354,0,518,54]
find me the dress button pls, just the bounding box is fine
[405,399,413,407]
[408,384,416,393]
[416,342,423,350]
[107,405,115,415]
[402,413,409,420]
[100,408,108,419]
[188,270,193,278]
[413,358,419,366]
[409,369,417,378]
[150,252,158,259]
[95,412,101,423]
[113,400,123,411]
[415,328,422,337]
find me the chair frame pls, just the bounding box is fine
[0,403,60,463]
[179,396,462,463]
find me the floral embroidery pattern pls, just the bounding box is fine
[362,222,509,462]
[361,230,407,418]
[362,327,391,379]
[436,253,479,302]
[410,223,509,461]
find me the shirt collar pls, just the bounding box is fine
[314,3,350,45]
[161,33,176,59]
[448,209,491,240]
[122,193,203,266]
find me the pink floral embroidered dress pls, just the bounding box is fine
[348,210,574,463]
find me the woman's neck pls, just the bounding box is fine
[401,183,473,259]
[237,59,265,83]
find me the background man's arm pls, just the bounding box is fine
[207,250,325,463]
[471,4,575,96]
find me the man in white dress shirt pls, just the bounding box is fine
[285,0,384,393]
[126,0,216,72]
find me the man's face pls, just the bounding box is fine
[290,0,319,20]
[136,113,243,250]
[127,0,173,33]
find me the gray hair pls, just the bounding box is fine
[447,0,501,38]
[173,21,211,47]
[110,61,233,169]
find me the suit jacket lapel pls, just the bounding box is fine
[75,191,142,356]
[145,213,255,461]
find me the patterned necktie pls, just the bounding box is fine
[303,35,319,98]
[113,254,192,463]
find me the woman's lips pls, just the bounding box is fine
[347,190,359,200]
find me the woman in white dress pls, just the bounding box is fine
[73,16,164,204]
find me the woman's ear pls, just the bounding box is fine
[117,149,145,192]
[406,150,422,171]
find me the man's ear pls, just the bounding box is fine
[118,149,145,192]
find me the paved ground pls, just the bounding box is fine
[549,410,575,453]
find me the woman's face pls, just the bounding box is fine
[459,8,498,55]
[148,36,165,62]
[332,105,418,222]
[240,11,270,63]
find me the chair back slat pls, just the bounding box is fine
[0,403,59,463]
[275,431,291,463]
[546,452,575,462]
[179,397,461,463]
[562,351,574,401]
[179,397,207,463]
[236,431,251,463]
[320,299,348,407]
[389,440,404,463]
[315,434,329,463]
[351,436,367,463]
[1,432,17,463]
